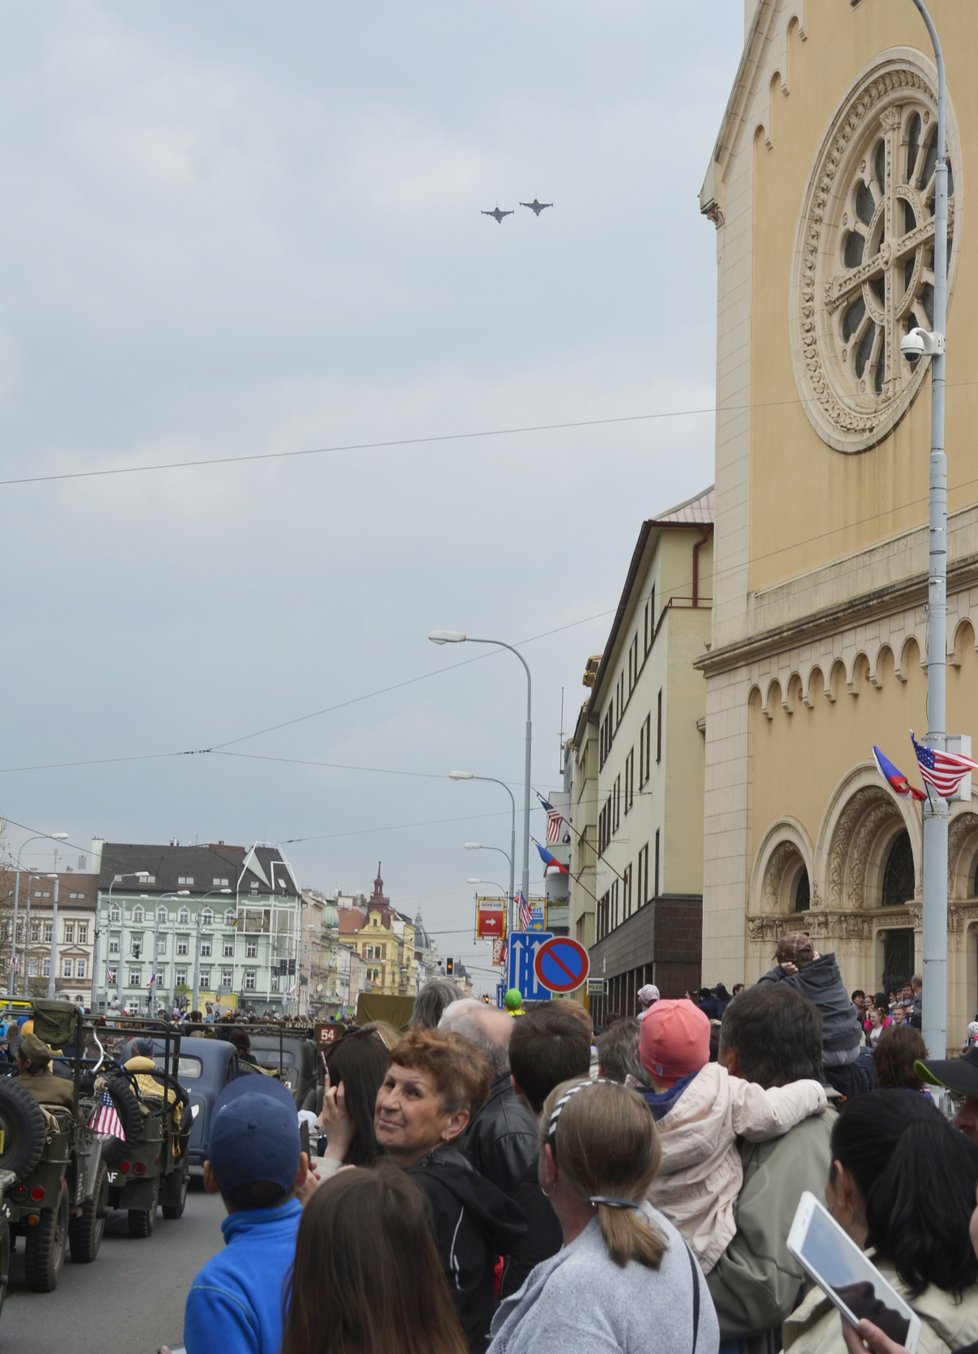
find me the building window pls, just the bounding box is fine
[76,958,87,979]
[628,634,639,693]
[64,921,75,943]
[612,775,621,834]
[201,909,213,926]
[639,715,651,786]
[157,907,168,924]
[637,843,649,908]
[109,904,121,923]
[200,941,212,958]
[246,940,258,959]
[176,968,188,986]
[157,934,168,954]
[221,969,233,989]
[108,938,119,955]
[43,923,53,943]
[656,689,663,764]
[244,970,256,991]
[78,923,88,944]
[224,909,235,927]
[223,939,235,958]
[42,959,51,978]
[654,830,661,898]
[177,938,189,957]
[31,922,40,943]
[178,907,190,925]
[62,958,73,978]
[128,968,141,987]
[615,672,625,727]
[200,969,211,988]
[623,863,633,918]
[644,586,655,655]
[881,832,914,907]
[177,876,195,886]
[132,905,145,924]
[611,880,619,931]
[213,877,229,887]
[624,749,635,815]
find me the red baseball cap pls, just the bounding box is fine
[640,999,710,1085]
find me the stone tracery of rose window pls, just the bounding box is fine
[792,61,957,454]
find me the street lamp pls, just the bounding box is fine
[45,874,60,999]
[910,0,950,1056]
[10,832,67,995]
[99,872,150,1012]
[270,861,299,1016]
[464,844,513,907]
[151,891,190,1014]
[190,888,233,1014]
[452,771,517,910]
[431,632,532,938]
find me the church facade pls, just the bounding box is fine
[698,0,978,1044]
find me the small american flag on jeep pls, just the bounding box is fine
[88,1089,125,1141]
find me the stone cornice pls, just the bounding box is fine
[696,552,978,677]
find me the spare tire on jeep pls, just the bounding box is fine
[0,1079,47,1181]
[95,1073,143,1164]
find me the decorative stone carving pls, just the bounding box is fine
[790,60,958,454]
[826,787,894,906]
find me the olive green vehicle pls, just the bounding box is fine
[84,1016,193,1237]
[0,999,108,1292]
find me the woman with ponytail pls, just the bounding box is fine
[486,1078,718,1353]
[783,1089,978,1352]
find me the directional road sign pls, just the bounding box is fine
[507,930,554,1003]
[534,936,591,993]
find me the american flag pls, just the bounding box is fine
[517,890,532,931]
[537,793,570,845]
[106,968,117,984]
[87,1089,125,1142]
[911,731,978,798]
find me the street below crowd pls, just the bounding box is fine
[3,1183,223,1354]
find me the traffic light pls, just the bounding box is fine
[446,957,454,975]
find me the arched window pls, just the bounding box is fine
[109,904,121,923]
[224,909,235,927]
[178,906,190,925]
[793,872,811,913]
[201,909,213,926]
[881,831,915,907]
[132,905,145,923]
[157,907,168,924]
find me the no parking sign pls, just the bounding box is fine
[533,936,590,993]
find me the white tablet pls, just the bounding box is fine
[787,1190,921,1353]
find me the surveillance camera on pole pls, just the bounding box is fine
[900,326,945,366]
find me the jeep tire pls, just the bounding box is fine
[24,1178,69,1292]
[68,1163,108,1263]
[0,1080,47,1181]
[161,1163,189,1220]
[127,1176,158,1238]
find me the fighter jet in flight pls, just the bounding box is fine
[520,199,553,216]
[482,205,514,223]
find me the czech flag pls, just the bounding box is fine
[536,842,569,873]
[873,746,926,802]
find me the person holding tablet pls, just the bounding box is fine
[781,1090,978,1353]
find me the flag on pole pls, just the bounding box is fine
[106,968,117,984]
[872,746,926,802]
[537,794,565,845]
[517,890,532,931]
[536,843,569,874]
[9,954,19,973]
[88,1088,125,1142]
[910,731,978,799]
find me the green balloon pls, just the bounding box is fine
[504,988,523,1010]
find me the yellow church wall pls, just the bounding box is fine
[747,1,978,594]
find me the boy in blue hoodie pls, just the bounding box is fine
[183,1076,309,1354]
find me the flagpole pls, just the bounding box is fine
[912,0,949,1059]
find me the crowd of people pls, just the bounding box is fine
[144,943,978,1354]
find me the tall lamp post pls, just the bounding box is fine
[270,862,299,1015]
[10,832,67,995]
[190,888,233,1015]
[451,772,517,914]
[431,631,532,939]
[98,872,150,1013]
[464,843,514,912]
[910,0,950,1057]
[45,874,60,999]
[151,891,190,1014]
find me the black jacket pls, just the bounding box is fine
[408,1144,526,1353]
[461,1074,538,1196]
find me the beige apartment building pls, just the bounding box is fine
[570,490,714,1021]
[698,0,978,1041]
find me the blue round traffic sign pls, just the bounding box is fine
[533,936,590,993]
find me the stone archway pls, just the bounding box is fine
[820,783,916,910]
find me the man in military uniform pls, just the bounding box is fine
[15,1031,75,1110]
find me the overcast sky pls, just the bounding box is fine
[0,2,743,991]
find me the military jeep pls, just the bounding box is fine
[0,999,108,1291]
[83,1016,191,1237]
